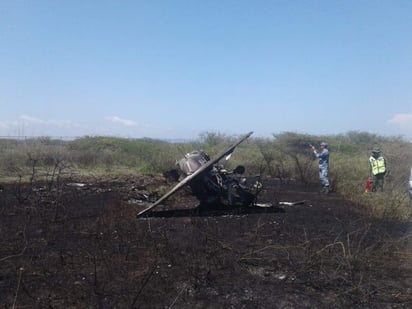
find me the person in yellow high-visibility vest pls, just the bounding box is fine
[369,148,387,192]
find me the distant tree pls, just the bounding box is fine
[199,132,234,147]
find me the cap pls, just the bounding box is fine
[320,142,328,148]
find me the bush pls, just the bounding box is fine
[0,132,411,220]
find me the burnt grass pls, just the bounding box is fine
[0,175,411,308]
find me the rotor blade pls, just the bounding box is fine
[136,131,253,217]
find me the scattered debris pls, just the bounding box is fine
[278,200,306,206]
[66,183,87,188]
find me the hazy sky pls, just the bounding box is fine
[1,0,412,140]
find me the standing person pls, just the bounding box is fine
[408,167,412,199]
[369,148,387,192]
[310,142,330,194]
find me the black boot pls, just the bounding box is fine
[321,186,329,194]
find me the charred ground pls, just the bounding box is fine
[0,175,411,308]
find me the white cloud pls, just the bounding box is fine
[106,116,137,127]
[388,113,412,127]
[0,115,187,139]
[388,113,412,126]
[0,115,85,136]
[19,115,47,124]
[387,113,412,138]
[19,115,82,128]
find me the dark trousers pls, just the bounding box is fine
[372,173,385,192]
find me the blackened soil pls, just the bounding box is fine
[0,176,411,308]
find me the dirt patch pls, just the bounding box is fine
[0,176,411,308]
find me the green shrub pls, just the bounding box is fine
[0,132,411,221]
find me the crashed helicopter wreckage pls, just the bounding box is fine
[136,131,305,217]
